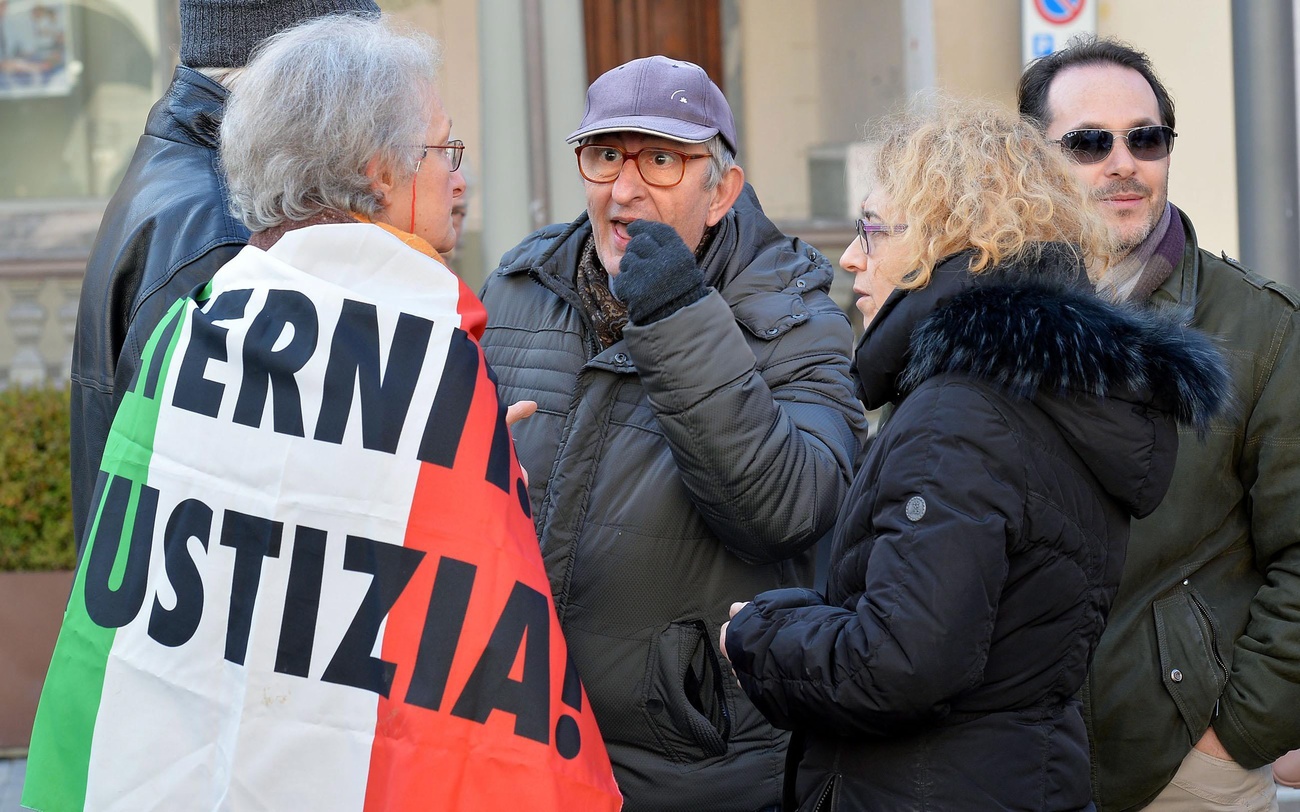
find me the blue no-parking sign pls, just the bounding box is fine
[1022,0,1096,65]
[1035,0,1086,25]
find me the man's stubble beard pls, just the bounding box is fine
[1097,177,1169,258]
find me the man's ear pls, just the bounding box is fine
[365,156,394,204]
[706,165,745,227]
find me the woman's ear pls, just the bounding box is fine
[365,156,394,204]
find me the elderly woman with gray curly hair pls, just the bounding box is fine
[221,13,464,261]
[720,98,1232,812]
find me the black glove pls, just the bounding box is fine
[613,219,707,324]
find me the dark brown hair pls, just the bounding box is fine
[1018,36,1176,131]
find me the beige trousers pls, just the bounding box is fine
[1144,748,1279,812]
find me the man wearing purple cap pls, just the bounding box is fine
[479,55,867,811]
[70,0,383,551]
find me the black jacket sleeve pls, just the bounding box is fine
[725,381,1028,735]
[623,290,864,564]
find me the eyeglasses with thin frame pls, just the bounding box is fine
[575,144,710,188]
[1053,126,1176,165]
[420,139,465,172]
[856,219,907,254]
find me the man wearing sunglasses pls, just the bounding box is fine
[1021,36,1300,812]
[478,55,866,812]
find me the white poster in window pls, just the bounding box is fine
[0,0,78,98]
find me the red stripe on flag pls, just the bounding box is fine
[362,333,620,811]
[454,276,487,341]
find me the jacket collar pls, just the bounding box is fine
[1151,205,1202,311]
[855,243,1226,431]
[852,250,1002,410]
[498,215,591,279]
[249,210,358,251]
[152,65,229,150]
[858,244,1228,518]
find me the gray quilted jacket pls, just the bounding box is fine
[478,186,867,812]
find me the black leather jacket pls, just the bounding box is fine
[70,66,248,546]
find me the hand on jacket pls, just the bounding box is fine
[719,601,749,663]
[505,399,537,487]
[506,400,537,427]
[613,219,707,324]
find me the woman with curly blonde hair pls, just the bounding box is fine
[869,98,1112,289]
[720,98,1229,811]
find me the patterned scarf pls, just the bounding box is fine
[575,235,629,349]
[1096,203,1186,303]
[574,226,719,349]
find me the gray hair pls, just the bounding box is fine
[220,14,442,231]
[702,134,736,191]
[196,66,244,89]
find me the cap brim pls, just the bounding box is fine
[566,115,717,145]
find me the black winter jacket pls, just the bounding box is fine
[479,186,868,812]
[725,249,1229,812]
[70,66,248,546]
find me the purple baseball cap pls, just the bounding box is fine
[567,55,738,155]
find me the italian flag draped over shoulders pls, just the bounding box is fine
[25,223,622,812]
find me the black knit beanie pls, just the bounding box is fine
[180,0,381,69]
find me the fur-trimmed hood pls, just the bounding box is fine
[855,246,1231,517]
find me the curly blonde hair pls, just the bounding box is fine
[869,96,1111,289]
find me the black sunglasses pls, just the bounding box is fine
[1054,125,1177,164]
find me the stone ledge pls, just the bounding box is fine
[0,199,106,264]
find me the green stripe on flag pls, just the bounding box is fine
[23,300,189,812]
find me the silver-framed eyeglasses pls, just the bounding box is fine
[1053,126,1176,164]
[420,139,465,172]
[575,144,710,188]
[856,219,907,254]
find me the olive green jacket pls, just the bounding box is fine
[1085,210,1300,811]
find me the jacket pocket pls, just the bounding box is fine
[795,773,841,812]
[1153,587,1231,746]
[641,619,733,762]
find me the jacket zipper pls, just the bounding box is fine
[527,267,602,358]
[521,267,604,624]
[1187,586,1230,712]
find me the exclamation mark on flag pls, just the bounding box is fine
[555,653,583,759]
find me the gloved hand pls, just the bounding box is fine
[613,219,707,324]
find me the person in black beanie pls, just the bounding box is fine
[478,55,868,812]
[69,0,381,551]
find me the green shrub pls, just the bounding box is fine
[0,385,74,571]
